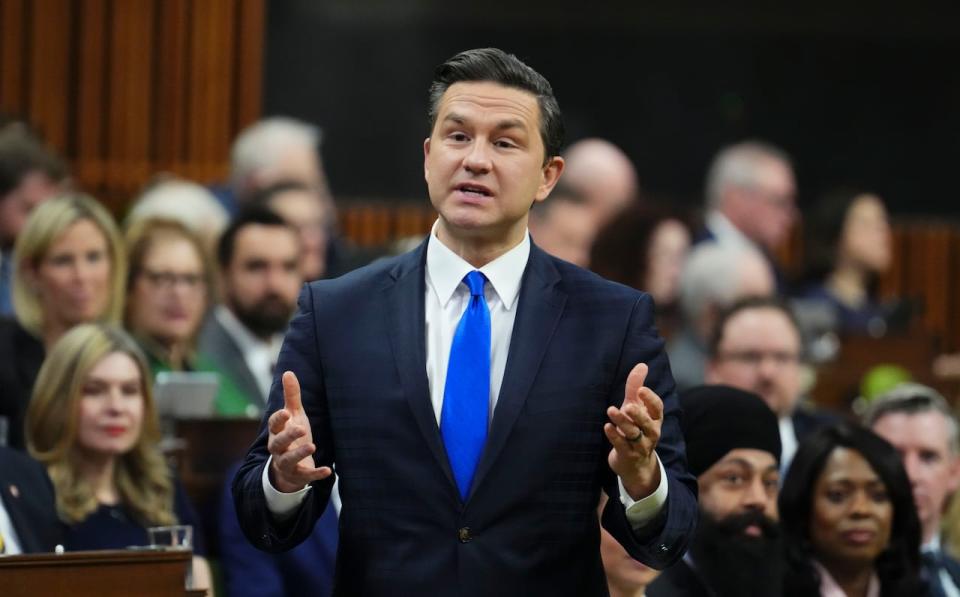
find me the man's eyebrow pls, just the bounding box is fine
[494,118,526,131]
[442,113,467,125]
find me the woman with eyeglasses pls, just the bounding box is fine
[123,218,247,415]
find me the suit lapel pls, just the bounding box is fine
[470,245,566,497]
[1,479,36,552]
[383,242,457,489]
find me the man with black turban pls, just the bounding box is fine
[648,385,784,597]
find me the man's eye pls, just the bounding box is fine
[495,139,516,149]
[722,475,744,485]
[449,133,469,142]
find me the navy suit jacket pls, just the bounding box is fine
[0,446,62,553]
[220,463,338,597]
[233,240,698,596]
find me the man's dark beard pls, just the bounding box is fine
[231,294,295,338]
[687,509,783,597]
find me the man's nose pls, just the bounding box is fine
[463,140,492,174]
[903,453,922,486]
[742,478,769,509]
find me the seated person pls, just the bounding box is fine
[864,383,960,594]
[124,217,248,415]
[797,189,896,336]
[779,421,924,597]
[218,461,338,597]
[24,324,212,591]
[648,385,783,597]
[0,193,125,450]
[0,445,62,553]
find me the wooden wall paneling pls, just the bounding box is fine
[919,224,952,339]
[154,0,189,176]
[27,0,72,152]
[105,0,155,207]
[234,0,264,132]
[186,0,235,183]
[0,0,27,116]
[75,0,108,194]
[879,225,907,301]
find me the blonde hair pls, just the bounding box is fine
[26,324,175,526]
[12,193,127,336]
[123,217,214,328]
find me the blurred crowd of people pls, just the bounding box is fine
[0,109,958,597]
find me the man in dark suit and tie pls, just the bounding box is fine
[233,47,697,595]
[866,384,960,597]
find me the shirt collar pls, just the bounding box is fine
[425,220,529,311]
[707,210,754,249]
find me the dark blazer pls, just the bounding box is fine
[0,446,61,552]
[0,318,45,450]
[197,311,266,411]
[233,241,698,596]
[220,463,338,597]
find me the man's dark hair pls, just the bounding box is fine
[0,128,67,198]
[217,206,295,269]
[779,422,925,597]
[427,48,564,164]
[708,296,804,358]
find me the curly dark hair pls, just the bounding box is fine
[778,421,925,597]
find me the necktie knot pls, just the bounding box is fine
[464,271,486,298]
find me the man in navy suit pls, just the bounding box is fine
[233,47,697,596]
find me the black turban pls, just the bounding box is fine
[679,385,782,477]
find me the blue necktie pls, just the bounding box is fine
[440,271,491,500]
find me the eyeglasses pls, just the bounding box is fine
[716,350,800,367]
[138,268,205,291]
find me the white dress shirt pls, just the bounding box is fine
[264,226,668,527]
[0,497,23,555]
[925,536,960,597]
[779,416,799,475]
[215,305,285,402]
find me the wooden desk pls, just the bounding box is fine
[0,549,191,597]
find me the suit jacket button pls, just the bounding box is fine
[458,527,472,543]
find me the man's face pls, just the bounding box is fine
[698,448,780,532]
[222,224,302,339]
[690,448,783,597]
[723,158,796,250]
[530,199,596,268]
[706,308,803,418]
[871,411,960,542]
[424,81,563,250]
[0,170,60,247]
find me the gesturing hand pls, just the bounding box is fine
[267,371,333,493]
[604,363,664,500]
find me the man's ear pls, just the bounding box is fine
[534,156,565,203]
[423,137,432,182]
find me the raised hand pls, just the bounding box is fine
[267,371,333,493]
[604,363,664,500]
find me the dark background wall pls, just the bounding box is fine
[264,1,958,214]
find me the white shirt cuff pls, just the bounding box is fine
[261,455,312,521]
[618,454,669,529]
